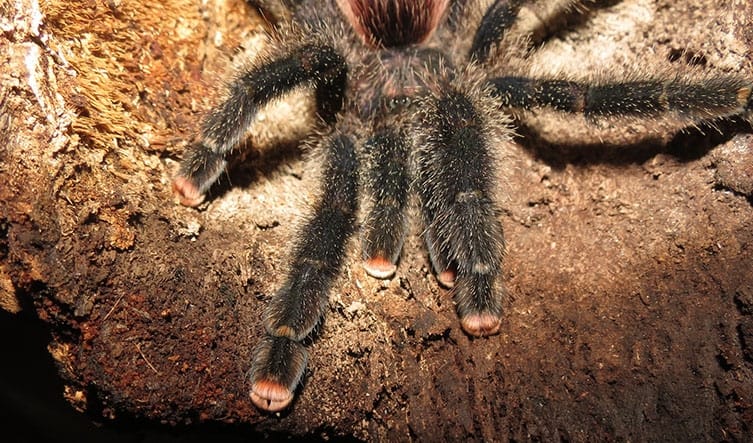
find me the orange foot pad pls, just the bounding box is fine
[250,379,294,412]
[436,269,456,288]
[172,176,205,207]
[461,312,501,337]
[363,256,397,279]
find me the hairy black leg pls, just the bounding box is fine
[249,131,358,411]
[249,336,307,412]
[466,0,608,62]
[423,215,456,288]
[361,128,410,279]
[489,75,753,122]
[416,89,506,336]
[470,0,526,63]
[512,0,621,43]
[173,42,346,206]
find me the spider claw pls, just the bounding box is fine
[250,379,295,412]
[363,255,397,279]
[172,175,205,207]
[460,312,502,337]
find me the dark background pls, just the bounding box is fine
[0,308,326,443]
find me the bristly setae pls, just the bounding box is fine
[172,0,753,411]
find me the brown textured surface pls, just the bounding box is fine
[2,0,753,440]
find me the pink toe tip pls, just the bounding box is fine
[172,176,205,207]
[437,269,456,288]
[250,379,294,412]
[364,256,397,279]
[461,312,501,337]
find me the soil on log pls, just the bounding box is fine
[2,0,753,440]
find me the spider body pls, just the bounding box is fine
[173,0,753,411]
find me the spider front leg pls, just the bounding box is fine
[249,131,358,411]
[415,86,508,337]
[173,38,346,206]
[361,127,411,279]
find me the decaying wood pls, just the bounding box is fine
[2,0,753,440]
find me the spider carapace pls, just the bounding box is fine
[172,0,753,411]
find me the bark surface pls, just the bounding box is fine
[2,0,753,440]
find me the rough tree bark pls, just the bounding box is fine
[2,0,753,440]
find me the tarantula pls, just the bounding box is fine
[173,0,752,411]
